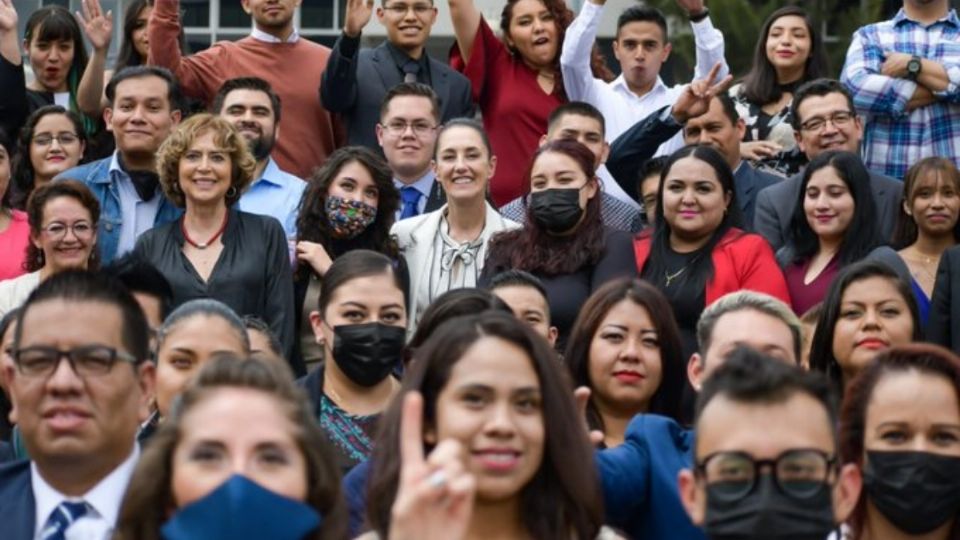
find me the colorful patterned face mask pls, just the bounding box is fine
[325,196,377,239]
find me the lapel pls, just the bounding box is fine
[425,179,447,212]
[0,463,36,540]
[371,44,403,92]
[427,56,451,116]
[734,163,756,204]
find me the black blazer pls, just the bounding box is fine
[754,169,902,251]
[0,460,35,540]
[928,245,960,353]
[320,36,475,149]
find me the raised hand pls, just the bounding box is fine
[296,240,333,277]
[0,0,18,33]
[671,61,733,124]
[675,0,706,16]
[344,0,374,38]
[389,391,475,540]
[76,0,113,52]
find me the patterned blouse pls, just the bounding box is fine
[729,82,807,178]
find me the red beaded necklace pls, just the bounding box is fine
[181,213,228,249]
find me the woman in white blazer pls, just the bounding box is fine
[391,118,520,327]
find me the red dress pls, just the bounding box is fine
[450,19,564,207]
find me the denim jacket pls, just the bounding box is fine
[57,155,181,264]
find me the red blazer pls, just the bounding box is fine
[634,228,791,306]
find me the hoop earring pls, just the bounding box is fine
[226,186,238,199]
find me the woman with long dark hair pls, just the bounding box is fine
[481,139,635,347]
[840,344,960,540]
[446,0,611,205]
[294,146,400,369]
[781,151,882,315]
[809,260,920,399]
[9,105,87,209]
[868,158,960,325]
[636,144,789,356]
[364,311,614,539]
[564,278,685,447]
[730,6,827,177]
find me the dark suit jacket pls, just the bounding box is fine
[0,459,36,540]
[320,35,475,149]
[423,179,446,213]
[753,169,902,251]
[928,245,960,353]
[606,105,777,228]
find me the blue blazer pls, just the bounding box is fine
[0,459,37,540]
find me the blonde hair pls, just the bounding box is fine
[156,113,256,208]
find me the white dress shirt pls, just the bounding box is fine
[32,445,140,540]
[560,1,729,153]
[109,153,163,258]
[250,27,300,43]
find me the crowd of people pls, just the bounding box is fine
[0,0,959,537]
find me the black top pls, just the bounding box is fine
[652,246,707,358]
[134,209,300,374]
[481,227,637,349]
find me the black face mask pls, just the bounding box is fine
[529,188,583,233]
[863,450,960,535]
[703,474,836,540]
[331,322,406,387]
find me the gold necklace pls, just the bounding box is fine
[665,267,686,286]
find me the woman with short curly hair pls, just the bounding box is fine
[135,113,299,374]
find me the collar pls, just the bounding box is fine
[253,158,286,188]
[393,170,435,198]
[32,445,140,534]
[610,74,668,99]
[893,7,959,27]
[104,151,129,185]
[250,27,300,43]
[733,161,745,175]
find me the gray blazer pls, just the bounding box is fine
[754,170,903,251]
[320,36,475,149]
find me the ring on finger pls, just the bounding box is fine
[427,470,447,489]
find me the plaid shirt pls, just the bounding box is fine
[841,8,960,180]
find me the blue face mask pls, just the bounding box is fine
[161,475,322,540]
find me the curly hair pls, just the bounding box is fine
[156,113,256,208]
[113,355,347,540]
[499,0,613,99]
[10,106,87,210]
[294,146,399,282]
[24,180,101,273]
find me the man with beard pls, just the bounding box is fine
[213,77,306,244]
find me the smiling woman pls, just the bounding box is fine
[134,114,299,374]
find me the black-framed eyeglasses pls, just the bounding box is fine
[380,120,437,138]
[695,449,837,501]
[11,345,138,378]
[799,111,855,133]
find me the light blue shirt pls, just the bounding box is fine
[110,153,163,258]
[238,158,306,241]
[393,171,435,222]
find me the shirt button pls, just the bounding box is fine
[104,223,114,232]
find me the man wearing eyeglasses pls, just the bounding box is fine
[753,79,903,251]
[677,347,861,539]
[0,270,155,540]
[321,0,474,149]
[377,83,446,221]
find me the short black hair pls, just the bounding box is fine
[106,65,183,112]
[616,6,667,43]
[15,270,150,363]
[714,93,739,125]
[486,269,550,304]
[242,315,284,358]
[102,254,174,321]
[696,346,837,445]
[380,82,440,123]
[547,101,606,135]
[212,77,282,123]
[790,78,856,131]
[637,155,668,185]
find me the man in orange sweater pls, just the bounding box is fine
[148,0,340,179]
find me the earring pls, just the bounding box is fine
[226,186,238,199]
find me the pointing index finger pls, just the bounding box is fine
[400,390,425,470]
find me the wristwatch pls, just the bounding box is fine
[906,55,922,81]
[689,8,709,23]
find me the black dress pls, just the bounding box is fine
[134,209,301,374]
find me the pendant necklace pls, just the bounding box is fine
[665,267,686,286]
[181,213,228,249]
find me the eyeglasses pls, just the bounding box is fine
[40,221,95,240]
[799,111,855,133]
[11,345,138,378]
[32,133,80,147]
[383,3,433,16]
[381,120,437,138]
[695,449,836,501]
